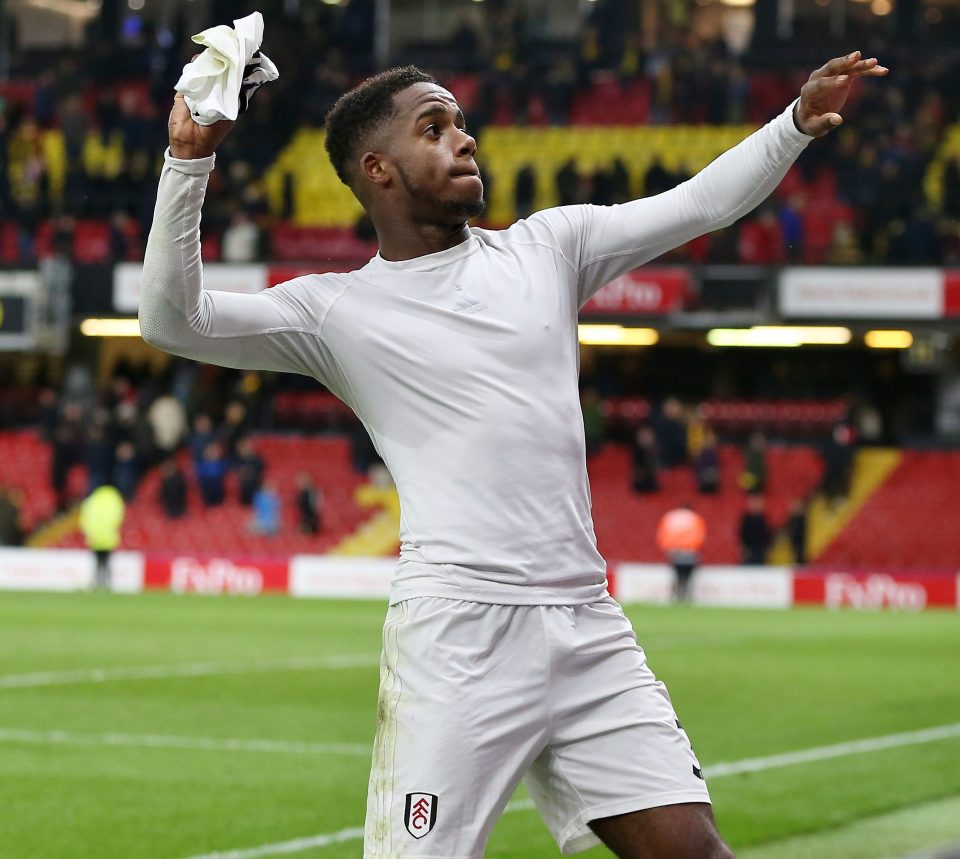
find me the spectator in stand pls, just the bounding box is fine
[0,486,24,547]
[108,210,134,261]
[158,459,187,519]
[37,387,59,441]
[630,425,659,493]
[821,422,856,505]
[653,397,688,468]
[50,405,84,511]
[824,221,863,265]
[556,158,581,207]
[189,413,216,464]
[943,155,960,220]
[514,165,536,219]
[79,484,125,590]
[737,205,785,264]
[113,440,140,500]
[147,391,187,460]
[295,471,322,535]
[196,441,228,507]
[643,156,676,197]
[740,431,767,494]
[234,437,265,506]
[220,400,249,463]
[544,56,577,125]
[580,388,605,457]
[84,422,114,493]
[694,429,720,494]
[113,400,155,467]
[739,493,771,565]
[250,481,281,536]
[787,497,808,565]
[222,209,262,263]
[778,192,805,263]
[656,503,706,602]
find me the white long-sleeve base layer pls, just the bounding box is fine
[140,102,811,606]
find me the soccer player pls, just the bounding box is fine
[141,51,886,859]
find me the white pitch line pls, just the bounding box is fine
[178,722,960,859]
[184,801,536,859]
[0,728,370,757]
[705,721,960,777]
[0,654,379,690]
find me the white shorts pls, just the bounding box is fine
[363,597,710,858]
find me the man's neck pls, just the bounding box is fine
[375,221,472,262]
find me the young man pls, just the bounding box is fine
[140,51,886,859]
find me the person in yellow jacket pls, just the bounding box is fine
[79,485,125,590]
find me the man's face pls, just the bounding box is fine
[379,83,485,222]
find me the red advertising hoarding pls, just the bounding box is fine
[794,569,958,610]
[144,555,290,596]
[581,268,692,316]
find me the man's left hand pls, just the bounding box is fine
[794,51,888,137]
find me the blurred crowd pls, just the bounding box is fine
[583,392,857,565]
[31,360,324,540]
[2,0,960,266]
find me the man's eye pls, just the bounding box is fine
[424,125,440,137]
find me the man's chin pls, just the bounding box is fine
[446,197,486,220]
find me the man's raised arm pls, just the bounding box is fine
[537,52,888,306]
[139,95,320,376]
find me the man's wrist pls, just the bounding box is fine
[169,143,216,160]
[791,101,809,136]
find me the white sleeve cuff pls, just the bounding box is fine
[163,147,217,174]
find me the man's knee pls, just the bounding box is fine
[589,802,735,859]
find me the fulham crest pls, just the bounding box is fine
[404,792,438,839]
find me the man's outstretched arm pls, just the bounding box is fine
[537,52,888,305]
[139,95,321,375]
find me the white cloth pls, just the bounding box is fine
[140,101,811,606]
[363,597,710,857]
[174,11,278,127]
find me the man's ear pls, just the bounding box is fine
[360,151,392,187]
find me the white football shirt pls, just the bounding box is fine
[140,101,810,605]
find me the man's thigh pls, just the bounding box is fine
[590,803,735,859]
[524,599,712,855]
[363,599,549,859]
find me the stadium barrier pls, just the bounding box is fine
[3,548,958,611]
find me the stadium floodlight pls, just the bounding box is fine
[577,325,660,346]
[80,318,142,338]
[706,326,853,347]
[865,330,914,349]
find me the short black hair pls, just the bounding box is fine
[324,66,438,187]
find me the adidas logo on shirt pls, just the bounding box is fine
[453,285,487,314]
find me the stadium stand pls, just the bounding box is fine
[50,435,374,555]
[818,450,960,568]
[588,442,823,564]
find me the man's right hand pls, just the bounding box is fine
[168,92,235,160]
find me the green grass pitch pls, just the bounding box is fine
[1,591,959,859]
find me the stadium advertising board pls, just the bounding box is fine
[0,548,93,590]
[793,569,958,610]
[690,566,794,608]
[607,564,793,608]
[779,268,944,319]
[144,555,289,596]
[609,563,675,604]
[581,268,691,317]
[940,271,960,316]
[289,556,394,599]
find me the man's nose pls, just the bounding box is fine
[457,130,477,157]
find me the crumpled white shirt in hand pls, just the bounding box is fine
[174,10,279,127]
